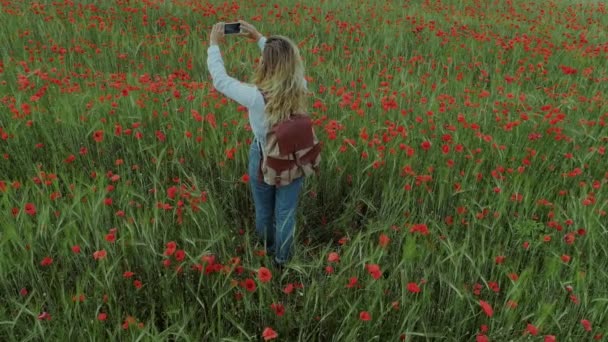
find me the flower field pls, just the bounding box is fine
[0,0,607,340]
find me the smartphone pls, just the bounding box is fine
[224,23,241,35]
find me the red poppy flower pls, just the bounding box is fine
[244,278,256,292]
[359,311,371,321]
[93,249,107,260]
[475,334,489,342]
[366,263,382,280]
[346,277,358,288]
[407,282,421,293]
[175,249,185,262]
[64,154,76,164]
[167,186,178,199]
[258,267,272,283]
[488,281,500,293]
[283,283,294,294]
[270,303,285,317]
[262,327,278,341]
[40,256,53,267]
[495,255,506,264]
[327,252,340,263]
[164,241,177,256]
[581,319,592,331]
[206,113,217,128]
[98,313,107,321]
[559,65,577,75]
[567,292,579,303]
[410,224,430,235]
[378,234,390,248]
[24,203,36,216]
[544,335,556,342]
[479,300,493,317]
[38,312,51,321]
[507,273,519,282]
[122,316,137,330]
[201,254,215,265]
[93,130,104,143]
[71,245,81,254]
[526,323,539,336]
[105,232,116,243]
[563,233,575,244]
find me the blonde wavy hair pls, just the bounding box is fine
[251,35,308,126]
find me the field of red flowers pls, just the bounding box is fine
[1,0,607,340]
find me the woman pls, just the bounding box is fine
[207,21,308,268]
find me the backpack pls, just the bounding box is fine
[257,112,322,187]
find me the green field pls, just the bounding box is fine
[0,0,607,340]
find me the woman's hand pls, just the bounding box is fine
[209,22,224,46]
[238,20,262,41]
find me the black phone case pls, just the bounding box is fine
[224,23,240,34]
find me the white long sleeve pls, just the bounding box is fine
[206,36,307,146]
[206,37,268,108]
[207,38,268,144]
[207,45,260,109]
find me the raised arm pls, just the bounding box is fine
[206,22,259,108]
[207,45,259,108]
[239,20,265,53]
[257,36,267,53]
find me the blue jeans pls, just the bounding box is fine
[248,140,304,264]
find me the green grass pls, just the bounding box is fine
[0,0,607,340]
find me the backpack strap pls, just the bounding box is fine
[298,143,321,164]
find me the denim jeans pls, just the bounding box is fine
[248,139,304,264]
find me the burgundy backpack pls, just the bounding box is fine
[257,94,322,186]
